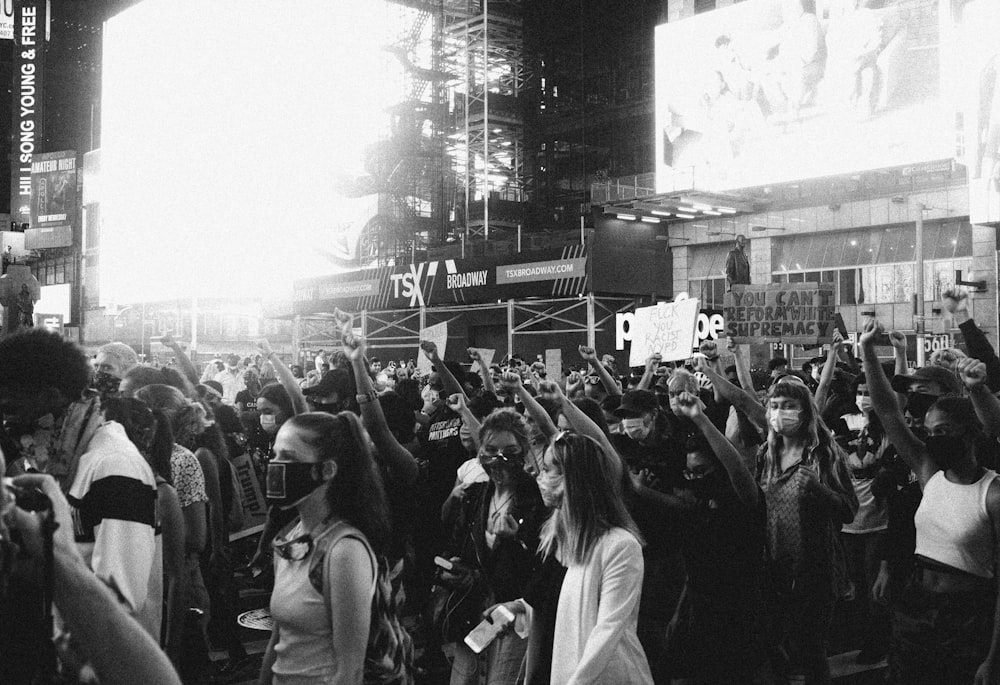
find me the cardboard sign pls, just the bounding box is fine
[469,347,496,373]
[544,348,562,381]
[229,452,269,542]
[628,298,701,366]
[723,283,835,345]
[417,321,448,374]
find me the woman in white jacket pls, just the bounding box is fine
[494,431,653,685]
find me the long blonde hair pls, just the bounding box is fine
[537,432,643,565]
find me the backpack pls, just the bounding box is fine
[220,457,246,533]
[309,522,414,685]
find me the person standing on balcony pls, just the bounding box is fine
[726,234,751,291]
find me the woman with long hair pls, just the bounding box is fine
[759,378,858,684]
[439,408,546,685]
[861,322,1000,684]
[494,431,652,685]
[258,411,397,684]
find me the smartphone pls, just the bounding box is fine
[434,556,472,575]
[464,605,516,654]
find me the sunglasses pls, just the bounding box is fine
[272,532,314,562]
[584,376,601,386]
[478,447,524,467]
[682,467,717,481]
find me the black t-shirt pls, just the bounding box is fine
[672,485,767,604]
[419,406,468,508]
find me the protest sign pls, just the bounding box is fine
[229,452,268,542]
[469,347,496,373]
[418,321,449,373]
[544,348,562,381]
[723,283,835,344]
[628,298,701,366]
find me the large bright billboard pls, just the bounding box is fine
[655,0,955,192]
[99,0,409,306]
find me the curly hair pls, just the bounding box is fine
[478,408,531,457]
[285,412,391,557]
[0,328,91,401]
[134,384,208,451]
[100,396,175,484]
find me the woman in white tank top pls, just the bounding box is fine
[860,321,1000,685]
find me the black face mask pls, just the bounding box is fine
[906,392,938,422]
[310,401,341,414]
[92,371,122,400]
[924,435,966,471]
[265,461,325,509]
[685,470,729,500]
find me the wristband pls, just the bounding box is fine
[357,391,378,404]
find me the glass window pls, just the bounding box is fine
[859,229,883,265]
[932,223,959,260]
[895,225,916,262]
[773,273,787,283]
[878,227,901,264]
[842,232,863,265]
[925,260,956,302]
[874,265,895,303]
[805,235,829,269]
[788,272,805,283]
[822,234,846,269]
[840,269,857,305]
[805,271,821,284]
[955,222,972,257]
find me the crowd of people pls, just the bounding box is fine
[2,288,1000,684]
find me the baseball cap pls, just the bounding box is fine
[890,365,962,396]
[613,389,658,418]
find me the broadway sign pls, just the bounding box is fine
[293,246,589,314]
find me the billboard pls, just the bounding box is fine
[28,150,77,241]
[958,0,1000,224]
[655,0,954,192]
[9,0,47,223]
[293,246,590,315]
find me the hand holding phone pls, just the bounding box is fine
[464,605,517,653]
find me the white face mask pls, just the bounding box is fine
[769,409,802,436]
[260,414,278,434]
[621,417,650,441]
[856,395,873,414]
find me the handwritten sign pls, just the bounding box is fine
[628,298,701,366]
[544,348,562,381]
[723,283,835,344]
[229,452,268,542]
[418,321,448,373]
[469,347,496,373]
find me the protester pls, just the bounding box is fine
[495,431,653,685]
[259,412,394,684]
[861,320,1000,684]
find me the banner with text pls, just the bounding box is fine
[723,283,835,345]
[293,246,589,315]
[229,452,269,541]
[10,0,46,224]
[29,150,77,237]
[628,298,701,366]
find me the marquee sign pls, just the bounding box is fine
[293,246,589,314]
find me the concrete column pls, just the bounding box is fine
[970,222,998,342]
[749,236,772,285]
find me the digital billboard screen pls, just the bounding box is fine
[655,0,954,192]
[99,0,410,305]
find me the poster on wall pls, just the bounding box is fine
[723,283,835,344]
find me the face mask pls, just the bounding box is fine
[685,470,728,499]
[608,421,624,435]
[266,461,325,509]
[906,392,937,422]
[769,409,802,436]
[92,371,121,399]
[924,435,966,471]
[260,414,278,434]
[621,417,650,441]
[856,395,872,414]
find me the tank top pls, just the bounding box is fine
[914,468,998,578]
[269,519,377,683]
